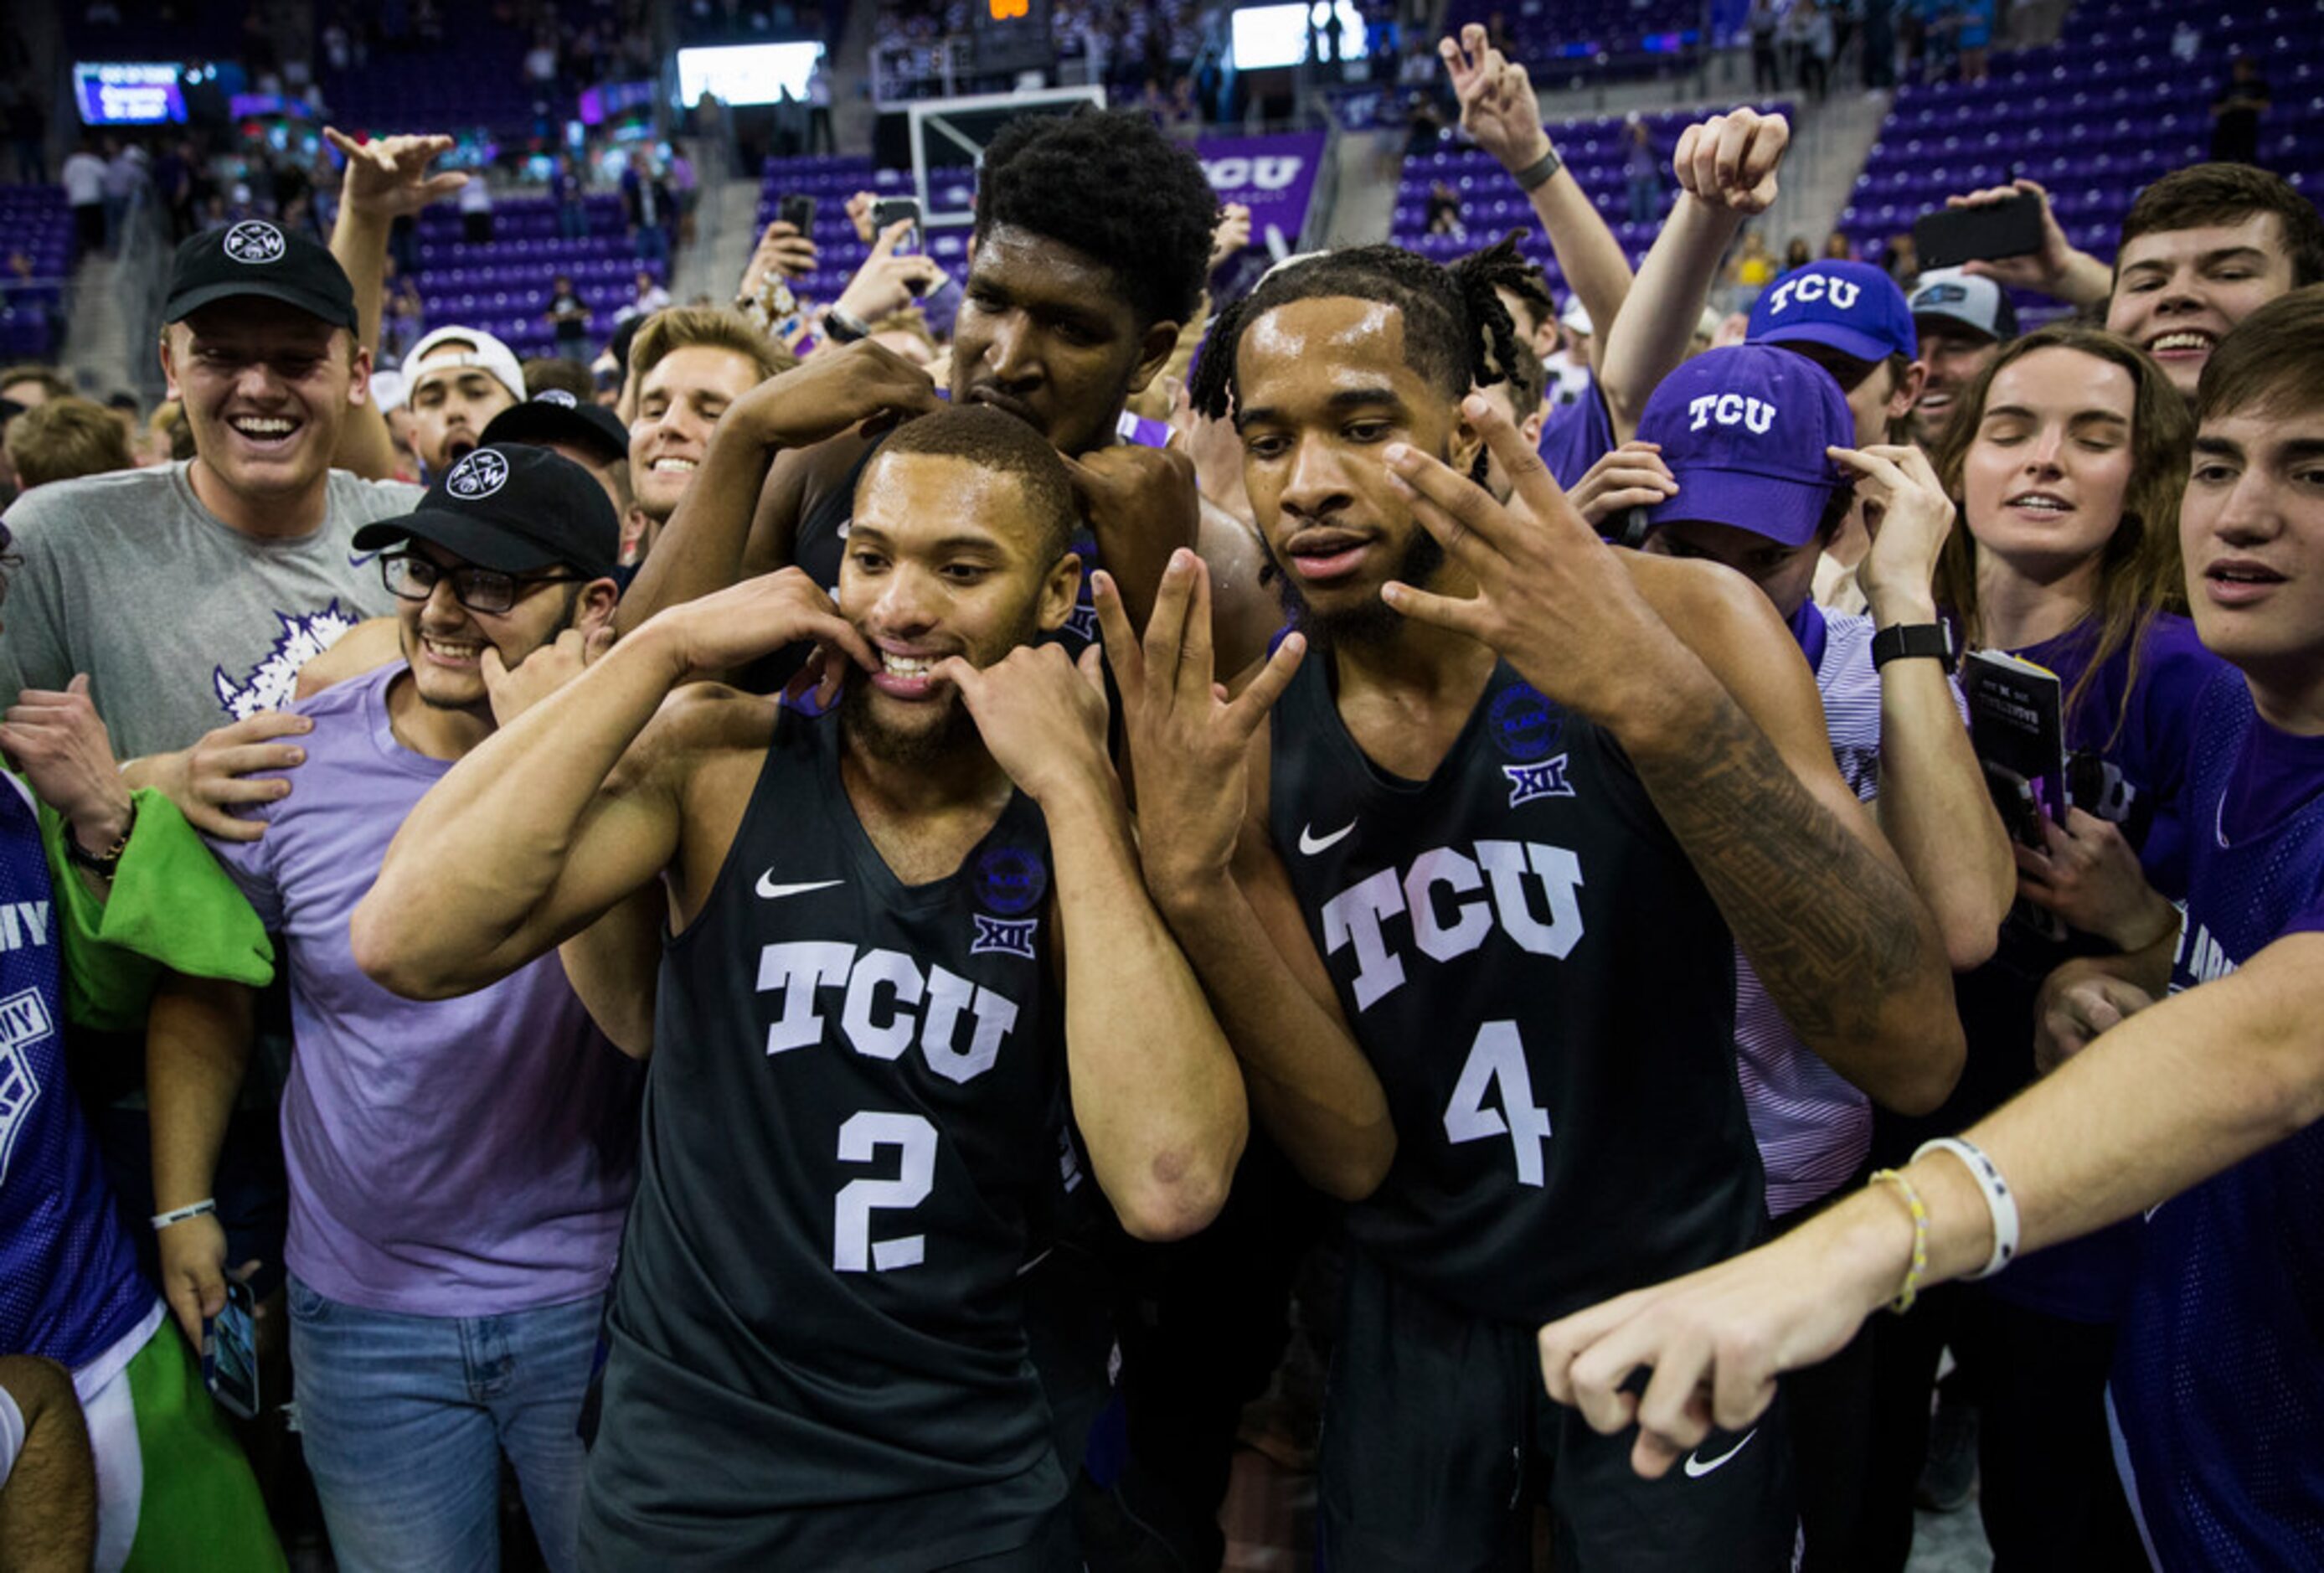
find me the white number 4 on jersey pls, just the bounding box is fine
[1442,1020,1552,1187]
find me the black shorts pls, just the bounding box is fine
[1318,1249,1799,1572]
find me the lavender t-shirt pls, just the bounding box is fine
[208,665,641,1317]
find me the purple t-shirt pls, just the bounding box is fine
[1970,611,2227,1322]
[208,665,641,1317]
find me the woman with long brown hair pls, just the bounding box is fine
[1858,325,2229,1571]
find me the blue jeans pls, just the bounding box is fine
[1626,174,1662,226]
[632,224,668,266]
[287,1274,603,1573]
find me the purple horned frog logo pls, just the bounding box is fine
[213,601,362,722]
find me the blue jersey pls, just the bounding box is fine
[0,775,151,1373]
[2110,669,2324,1569]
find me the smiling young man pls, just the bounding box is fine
[161,444,642,1573]
[0,223,416,760]
[1537,283,2324,1573]
[1946,163,2324,405]
[1907,269,2017,451]
[348,405,1248,1569]
[1116,245,1958,1570]
[621,305,789,565]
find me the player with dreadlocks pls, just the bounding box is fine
[1110,241,1960,1566]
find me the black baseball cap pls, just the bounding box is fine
[480,390,630,467]
[352,444,619,578]
[164,219,359,333]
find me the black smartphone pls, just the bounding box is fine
[778,193,816,233]
[872,197,922,255]
[204,1279,260,1421]
[1914,193,2045,271]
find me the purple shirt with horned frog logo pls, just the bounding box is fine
[0,460,414,760]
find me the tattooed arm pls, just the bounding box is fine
[1626,556,1962,1106]
[1378,400,1962,1115]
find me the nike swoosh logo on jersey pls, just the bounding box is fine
[347,549,380,568]
[1682,1428,1757,1479]
[1299,820,1356,855]
[755,874,844,900]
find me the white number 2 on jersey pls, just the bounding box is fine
[1442,1020,1552,1186]
[833,1111,936,1271]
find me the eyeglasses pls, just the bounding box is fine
[380,551,585,615]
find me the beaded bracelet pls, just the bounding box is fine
[1867,1168,1930,1314]
[1914,1137,2021,1280]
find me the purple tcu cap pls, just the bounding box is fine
[1637,344,1853,547]
[1746,259,1918,364]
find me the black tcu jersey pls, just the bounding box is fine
[1270,658,1766,1325]
[582,705,1074,1570]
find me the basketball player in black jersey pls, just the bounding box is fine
[612,106,1279,666]
[1093,247,1963,1569]
[350,405,1257,1570]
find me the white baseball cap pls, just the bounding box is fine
[405,325,527,405]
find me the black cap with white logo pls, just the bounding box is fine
[163,219,360,332]
[351,444,619,578]
[480,390,631,468]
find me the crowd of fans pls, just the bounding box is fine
[4,13,2324,1573]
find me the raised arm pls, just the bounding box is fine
[353,572,873,997]
[1842,443,2015,970]
[324,127,467,481]
[1381,397,1961,1115]
[1095,554,1396,1201]
[935,629,1249,1241]
[1945,178,2113,309]
[1599,109,1790,441]
[1442,28,1632,354]
[1538,928,2324,1478]
[612,340,940,634]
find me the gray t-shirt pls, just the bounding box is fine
[0,462,421,760]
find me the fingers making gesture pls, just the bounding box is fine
[1094,552,1303,900]
[1378,394,1678,725]
[324,126,467,220]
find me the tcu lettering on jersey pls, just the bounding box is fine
[757,941,1022,1084]
[2172,919,2235,991]
[1321,840,1587,1012]
[1687,393,1778,435]
[1762,273,1861,316]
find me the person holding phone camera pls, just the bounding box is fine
[1940,163,2324,404]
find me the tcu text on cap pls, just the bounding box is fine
[1763,273,1862,315]
[1688,394,1778,435]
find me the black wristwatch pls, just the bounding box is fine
[1871,621,1954,670]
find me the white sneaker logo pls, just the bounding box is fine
[755,874,844,900]
[1682,1428,1758,1479]
[1298,820,1356,856]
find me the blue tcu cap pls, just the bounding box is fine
[1747,259,1917,364]
[1636,345,1853,547]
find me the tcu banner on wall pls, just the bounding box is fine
[1198,132,1327,301]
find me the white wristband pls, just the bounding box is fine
[152,1199,217,1231]
[1913,1137,2019,1281]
